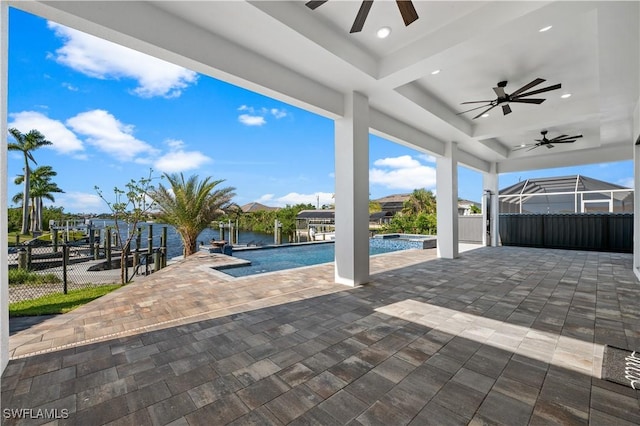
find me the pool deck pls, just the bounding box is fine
[2,245,640,425]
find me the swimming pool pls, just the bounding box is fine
[215,240,414,277]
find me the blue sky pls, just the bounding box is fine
[6,8,633,214]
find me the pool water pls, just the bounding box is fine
[216,240,411,277]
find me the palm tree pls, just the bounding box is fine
[13,166,64,232]
[8,128,53,234]
[402,188,436,216]
[150,173,236,257]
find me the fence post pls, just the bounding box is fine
[154,249,161,272]
[106,228,112,267]
[161,227,167,269]
[94,242,100,260]
[62,243,68,294]
[53,229,59,253]
[147,224,153,256]
[26,246,32,270]
[18,248,28,270]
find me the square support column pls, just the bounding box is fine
[482,162,499,247]
[1,1,9,373]
[436,141,459,259]
[634,107,640,281]
[334,92,369,286]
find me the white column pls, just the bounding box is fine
[1,1,9,373]
[633,101,640,280]
[436,141,459,258]
[482,162,500,247]
[334,92,369,286]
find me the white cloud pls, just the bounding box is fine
[370,155,436,190]
[271,192,334,208]
[56,192,104,214]
[270,108,287,119]
[62,82,78,92]
[48,22,198,98]
[238,114,266,126]
[154,151,211,174]
[66,109,157,162]
[8,111,84,155]
[417,153,437,163]
[237,105,287,126]
[374,155,421,169]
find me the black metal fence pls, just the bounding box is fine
[499,213,633,253]
[7,239,169,304]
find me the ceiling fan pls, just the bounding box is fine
[458,78,562,120]
[306,0,419,33]
[513,130,583,152]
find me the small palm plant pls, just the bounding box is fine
[150,173,236,257]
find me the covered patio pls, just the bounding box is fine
[2,247,639,424]
[1,2,640,423]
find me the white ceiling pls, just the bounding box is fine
[12,1,640,174]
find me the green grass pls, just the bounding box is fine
[8,230,86,246]
[9,284,122,317]
[9,268,62,285]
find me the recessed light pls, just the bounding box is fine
[431,69,441,75]
[561,93,572,99]
[539,25,552,32]
[481,113,489,118]
[377,27,391,39]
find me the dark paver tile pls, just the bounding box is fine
[409,400,470,426]
[165,364,218,395]
[430,381,485,420]
[318,390,368,424]
[529,399,588,425]
[328,356,374,384]
[356,399,414,426]
[70,394,130,426]
[264,385,322,423]
[344,371,395,405]
[277,362,316,387]
[589,383,640,424]
[147,392,196,425]
[236,375,290,410]
[228,405,284,426]
[184,394,249,425]
[126,381,172,413]
[305,371,348,400]
[475,389,534,425]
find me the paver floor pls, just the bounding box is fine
[2,246,640,425]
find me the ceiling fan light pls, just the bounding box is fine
[539,25,552,32]
[377,27,391,39]
[481,113,489,118]
[561,93,572,99]
[431,69,441,75]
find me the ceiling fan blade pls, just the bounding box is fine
[546,144,554,149]
[461,100,494,104]
[527,144,542,152]
[457,103,494,115]
[350,0,374,33]
[396,0,419,26]
[552,134,583,142]
[509,78,546,98]
[512,144,536,151]
[509,98,545,104]
[306,1,328,10]
[552,140,577,144]
[493,86,506,98]
[472,104,497,120]
[512,83,562,98]
[502,104,512,115]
